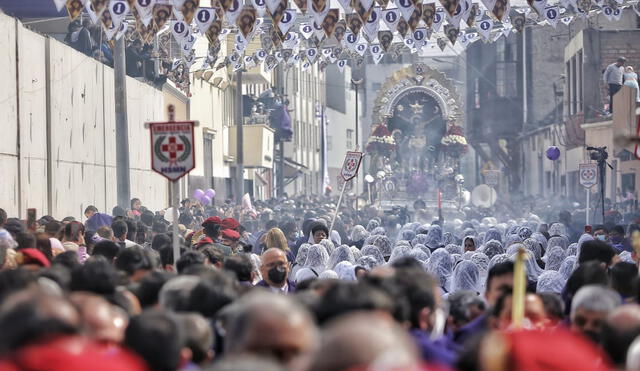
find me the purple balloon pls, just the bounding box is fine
[546,146,560,160]
[205,189,216,199]
[201,195,212,205]
[193,189,205,200]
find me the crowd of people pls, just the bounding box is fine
[2,194,640,370]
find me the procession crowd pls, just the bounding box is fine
[1,195,640,371]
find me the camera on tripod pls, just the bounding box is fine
[586,146,609,163]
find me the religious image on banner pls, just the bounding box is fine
[271,26,284,45]
[396,16,409,38]
[136,20,156,44]
[346,13,364,35]
[322,9,340,38]
[376,0,389,8]
[354,0,374,22]
[205,20,223,44]
[153,4,173,29]
[407,7,422,31]
[466,3,479,26]
[180,0,199,23]
[378,30,393,51]
[219,0,234,11]
[421,3,436,28]
[91,0,109,14]
[312,0,328,14]
[437,36,447,51]
[268,0,288,26]
[100,7,113,29]
[66,0,84,19]
[333,19,347,42]
[237,6,257,38]
[511,11,525,32]
[492,0,508,21]
[261,30,274,51]
[439,0,460,17]
[444,24,459,44]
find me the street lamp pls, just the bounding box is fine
[351,78,364,211]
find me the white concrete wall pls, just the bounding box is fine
[0,12,168,219]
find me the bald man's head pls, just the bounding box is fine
[260,248,289,288]
[602,305,640,366]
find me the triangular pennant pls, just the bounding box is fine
[244,55,256,68]
[109,0,130,30]
[252,0,267,16]
[477,18,493,39]
[397,0,416,20]
[225,0,242,24]
[266,0,282,14]
[481,0,497,14]
[172,20,190,44]
[301,61,311,71]
[378,30,394,51]
[344,31,359,51]
[354,0,375,22]
[337,0,353,13]
[115,20,129,40]
[446,1,464,28]
[375,0,389,7]
[102,11,119,40]
[205,20,223,44]
[460,0,472,21]
[264,55,278,71]
[237,6,258,38]
[407,7,422,32]
[322,9,340,38]
[466,3,479,26]
[306,47,319,63]
[528,0,546,17]
[322,48,333,59]
[363,7,381,41]
[382,9,401,31]
[268,0,288,25]
[370,43,382,58]
[180,0,199,23]
[544,5,559,27]
[511,12,526,32]
[195,8,216,34]
[346,13,364,35]
[439,0,460,17]
[612,7,622,21]
[66,0,85,20]
[422,3,436,28]
[152,4,173,30]
[255,49,268,61]
[444,24,459,44]
[54,0,67,12]
[337,59,347,72]
[437,37,447,51]
[355,42,368,56]
[278,9,297,34]
[300,23,315,38]
[85,0,100,24]
[491,0,508,21]
[334,20,347,42]
[432,7,445,33]
[602,5,614,21]
[576,0,590,14]
[372,52,384,64]
[91,0,109,15]
[294,0,308,12]
[396,16,409,38]
[413,27,427,43]
[310,0,330,25]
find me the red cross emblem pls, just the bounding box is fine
[161,136,184,163]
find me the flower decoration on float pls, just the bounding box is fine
[366,123,397,158]
[440,122,468,157]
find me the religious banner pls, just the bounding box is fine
[407,7,422,32]
[492,0,508,21]
[396,16,409,38]
[205,20,223,44]
[91,0,109,15]
[421,3,436,28]
[466,3,479,26]
[432,7,444,32]
[195,7,216,34]
[444,24,459,44]
[66,0,85,20]
[237,6,258,38]
[180,0,199,23]
[544,5,559,27]
[382,8,401,31]
[397,0,416,20]
[378,30,394,51]
[322,9,340,38]
[109,0,130,29]
[334,19,347,42]
[477,18,493,39]
[346,13,364,35]
[153,3,173,29]
[225,0,242,24]
[363,7,381,41]
[354,0,374,22]
[439,0,460,17]
[294,0,307,12]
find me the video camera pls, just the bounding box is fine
[586,146,609,163]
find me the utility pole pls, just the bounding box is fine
[114,36,130,210]
[351,78,363,211]
[235,69,244,205]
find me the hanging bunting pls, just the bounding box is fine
[346,13,364,35]
[264,55,278,71]
[378,30,394,51]
[91,0,109,15]
[136,19,156,43]
[344,31,360,51]
[337,0,353,13]
[86,0,100,23]
[444,24,459,44]
[492,0,508,21]
[237,6,258,38]
[195,8,216,34]
[278,9,297,34]
[109,0,130,30]
[397,0,416,20]
[268,0,288,25]
[322,9,340,38]
[355,42,368,56]
[225,0,242,24]
[466,3,479,26]
[252,0,267,16]
[321,48,333,60]
[370,43,383,58]
[300,23,314,38]
[446,2,464,28]
[337,59,347,72]
[305,47,319,63]
[152,3,173,29]
[421,3,436,27]
[404,37,415,50]
[54,0,67,12]
[375,0,389,8]
[602,5,614,21]
[310,0,330,25]
[528,0,546,18]
[134,0,156,23]
[413,27,426,43]
[382,8,401,31]
[481,0,497,14]
[396,16,409,38]
[354,0,375,22]
[205,20,223,44]
[66,0,85,20]
[432,7,444,33]
[266,0,282,14]
[256,49,268,61]
[179,0,199,23]
[294,0,308,12]
[613,7,622,21]
[477,18,493,39]
[171,20,189,45]
[102,11,119,40]
[439,0,460,17]
[437,36,447,50]
[334,19,347,42]
[407,7,422,32]
[511,11,526,32]
[363,7,381,41]
[545,5,559,27]
[576,0,590,15]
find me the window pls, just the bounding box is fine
[346,129,354,149]
[577,50,583,112]
[327,136,333,151]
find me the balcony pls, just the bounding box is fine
[228,124,275,168]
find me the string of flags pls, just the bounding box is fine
[55,0,640,87]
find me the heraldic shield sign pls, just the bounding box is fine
[148,121,196,181]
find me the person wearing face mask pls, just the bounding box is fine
[608,225,630,253]
[570,285,620,345]
[256,248,295,294]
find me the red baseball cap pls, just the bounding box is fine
[220,229,240,241]
[19,248,51,268]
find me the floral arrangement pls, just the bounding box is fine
[440,124,468,157]
[366,124,396,157]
